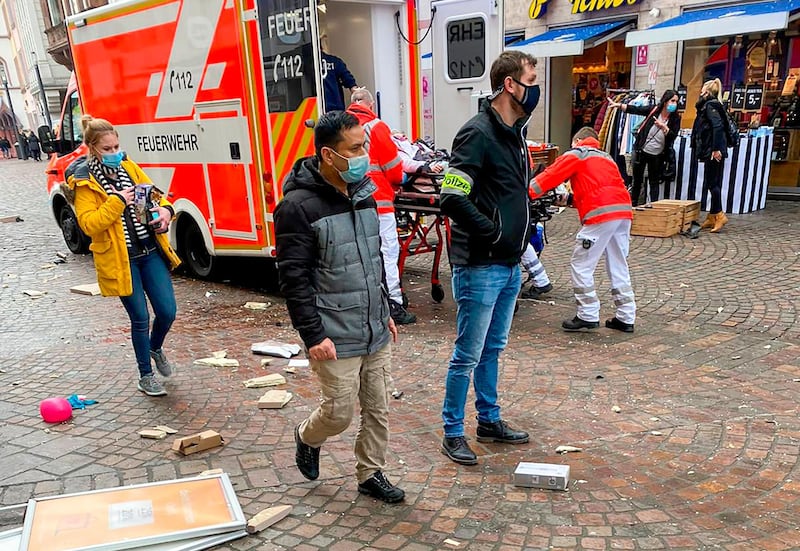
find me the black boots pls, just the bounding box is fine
[390,300,417,325]
[294,425,320,480]
[562,316,600,332]
[605,317,634,333]
[358,471,405,503]
[520,282,553,300]
[441,436,478,465]
[476,419,529,444]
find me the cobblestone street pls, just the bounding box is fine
[2,158,800,550]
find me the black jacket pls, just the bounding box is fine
[626,104,680,156]
[274,157,390,358]
[691,97,728,161]
[440,102,530,266]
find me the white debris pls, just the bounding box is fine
[612,405,621,413]
[555,445,583,454]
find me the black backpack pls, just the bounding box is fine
[707,101,740,149]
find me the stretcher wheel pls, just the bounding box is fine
[431,284,445,303]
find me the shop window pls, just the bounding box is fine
[571,39,630,136]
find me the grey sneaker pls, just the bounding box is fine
[149,349,173,377]
[137,374,167,396]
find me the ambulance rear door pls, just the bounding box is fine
[431,0,503,150]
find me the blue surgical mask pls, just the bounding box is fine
[330,149,369,183]
[666,103,677,113]
[101,151,124,169]
[511,80,540,115]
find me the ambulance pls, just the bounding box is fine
[44,0,504,276]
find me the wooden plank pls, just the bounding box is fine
[246,505,292,533]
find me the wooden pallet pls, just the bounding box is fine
[631,203,684,237]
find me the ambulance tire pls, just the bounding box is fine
[59,203,90,254]
[179,219,216,278]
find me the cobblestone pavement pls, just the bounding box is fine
[2,158,800,550]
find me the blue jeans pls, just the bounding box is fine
[442,264,522,437]
[119,250,177,377]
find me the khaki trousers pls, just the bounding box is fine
[299,343,392,483]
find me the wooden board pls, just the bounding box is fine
[631,204,683,238]
[653,200,700,231]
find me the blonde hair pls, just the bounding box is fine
[81,115,117,157]
[702,78,722,101]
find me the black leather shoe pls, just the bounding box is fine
[441,436,478,465]
[520,282,553,300]
[605,317,634,333]
[476,419,529,444]
[562,316,600,332]
[390,301,417,325]
[294,424,319,480]
[358,471,405,503]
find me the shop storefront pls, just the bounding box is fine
[506,0,800,208]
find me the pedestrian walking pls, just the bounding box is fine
[529,126,636,333]
[438,51,539,466]
[19,132,29,160]
[27,131,42,161]
[608,90,681,206]
[347,88,415,324]
[691,78,729,233]
[67,115,181,397]
[274,111,404,504]
[0,137,10,158]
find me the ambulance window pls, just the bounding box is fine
[69,91,83,143]
[258,0,317,113]
[446,16,487,81]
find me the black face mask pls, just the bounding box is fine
[510,79,540,115]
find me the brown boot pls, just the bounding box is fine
[710,212,728,233]
[700,213,716,229]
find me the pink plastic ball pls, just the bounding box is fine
[39,397,73,423]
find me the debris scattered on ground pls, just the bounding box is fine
[246,505,292,533]
[56,252,68,260]
[283,366,296,374]
[555,445,582,454]
[287,359,309,368]
[612,405,621,413]
[69,283,101,296]
[211,350,228,358]
[244,373,286,388]
[731,355,742,360]
[66,394,98,409]
[243,302,270,310]
[172,430,224,455]
[200,468,224,476]
[391,390,404,399]
[514,462,570,490]
[0,215,23,223]
[205,290,218,298]
[717,307,724,314]
[443,538,462,548]
[260,358,272,367]
[194,356,240,368]
[22,290,46,298]
[139,428,168,439]
[650,431,663,436]
[650,417,660,421]
[154,425,178,434]
[258,389,293,409]
[251,341,301,358]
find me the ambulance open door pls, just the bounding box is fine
[431,0,503,150]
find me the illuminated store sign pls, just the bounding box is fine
[529,0,641,19]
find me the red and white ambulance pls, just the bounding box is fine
[45,0,426,276]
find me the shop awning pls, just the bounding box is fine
[508,20,635,58]
[625,0,799,47]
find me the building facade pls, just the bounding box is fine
[41,0,109,72]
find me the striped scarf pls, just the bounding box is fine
[87,156,151,249]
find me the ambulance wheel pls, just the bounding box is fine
[59,204,89,254]
[179,220,215,278]
[431,284,445,303]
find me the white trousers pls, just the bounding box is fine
[520,243,551,288]
[378,212,402,303]
[570,218,636,324]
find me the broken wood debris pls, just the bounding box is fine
[258,390,292,409]
[70,283,101,296]
[244,373,286,388]
[246,505,292,534]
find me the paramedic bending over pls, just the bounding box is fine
[67,116,182,397]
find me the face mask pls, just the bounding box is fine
[666,104,677,113]
[330,149,369,183]
[511,80,540,115]
[101,151,124,168]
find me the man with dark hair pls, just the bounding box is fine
[529,126,635,333]
[438,50,539,465]
[274,110,404,503]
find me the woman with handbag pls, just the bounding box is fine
[691,78,729,233]
[67,116,182,396]
[608,90,681,206]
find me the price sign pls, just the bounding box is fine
[730,84,746,110]
[677,85,687,111]
[744,84,764,111]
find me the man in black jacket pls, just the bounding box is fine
[439,51,538,465]
[274,111,402,503]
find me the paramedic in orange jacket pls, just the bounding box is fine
[529,126,637,333]
[347,89,415,325]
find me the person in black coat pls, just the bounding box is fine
[27,131,41,161]
[691,78,728,233]
[608,90,681,206]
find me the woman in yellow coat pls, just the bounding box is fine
[68,116,181,396]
